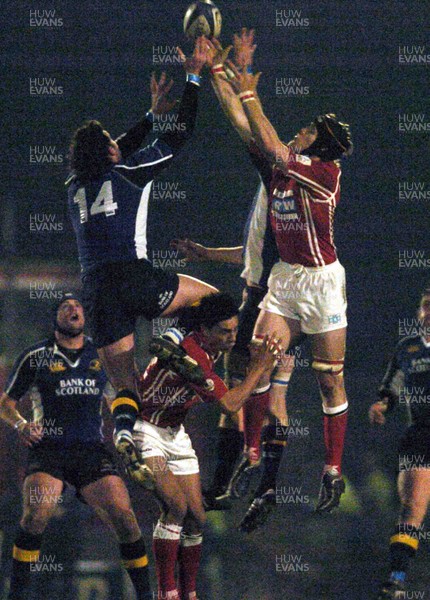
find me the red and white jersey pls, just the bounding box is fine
[269,153,341,267]
[137,332,228,428]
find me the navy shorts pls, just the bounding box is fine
[82,259,180,348]
[26,440,119,492]
[398,424,430,470]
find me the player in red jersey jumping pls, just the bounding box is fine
[130,293,280,600]
[206,38,353,518]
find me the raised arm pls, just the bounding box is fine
[116,72,176,159]
[207,34,253,144]
[226,61,291,170]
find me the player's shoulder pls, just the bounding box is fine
[12,338,52,367]
[181,332,212,366]
[396,335,422,353]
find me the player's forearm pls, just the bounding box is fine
[161,79,199,151]
[116,116,153,159]
[211,76,252,144]
[0,393,27,429]
[219,365,268,413]
[205,246,243,264]
[242,99,287,165]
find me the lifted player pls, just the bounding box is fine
[172,31,297,529]
[370,290,430,599]
[132,293,280,600]
[207,37,353,516]
[0,294,151,600]
[67,38,217,476]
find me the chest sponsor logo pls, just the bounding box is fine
[89,359,103,372]
[56,378,100,396]
[49,360,66,373]
[272,197,299,222]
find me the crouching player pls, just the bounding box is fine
[0,294,151,600]
[132,293,280,600]
[370,290,430,599]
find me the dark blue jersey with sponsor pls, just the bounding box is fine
[5,337,111,444]
[67,80,199,275]
[379,335,430,426]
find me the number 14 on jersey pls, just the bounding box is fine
[74,181,118,223]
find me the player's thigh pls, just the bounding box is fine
[176,473,206,528]
[144,455,187,518]
[254,309,302,351]
[309,327,346,361]
[97,333,135,390]
[21,472,63,529]
[162,274,218,315]
[397,468,430,524]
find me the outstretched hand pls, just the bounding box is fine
[249,334,283,372]
[225,60,262,94]
[150,72,177,115]
[176,36,213,75]
[233,28,257,69]
[205,37,232,69]
[170,238,208,261]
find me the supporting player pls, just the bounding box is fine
[131,293,281,600]
[209,39,353,517]
[0,295,151,600]
[66,37,217,477]
[370,290,430,599]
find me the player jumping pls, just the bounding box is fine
[370,290,430,599]
[66,38,217,480]
[130,293,280,600]
[0,294,152,600]
[207,38,353,518]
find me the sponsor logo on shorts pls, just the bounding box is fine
[158,290,174,310]
[328,314,342,324]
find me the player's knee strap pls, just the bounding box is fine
[322,401,348,416]
[312,357,344,375]
[180,532,203,546]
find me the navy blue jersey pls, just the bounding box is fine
[5,337,112,444]
[67,80,199,275]
[379,335,430,426]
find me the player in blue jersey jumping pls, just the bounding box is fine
[66,37,217,479]
[370,289,430,599]
[0,294,152,600]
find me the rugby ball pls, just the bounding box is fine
[183,0,222,40]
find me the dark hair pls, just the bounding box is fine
[69,120,112,183]
[304,113,353,162]
[181,293,239,331]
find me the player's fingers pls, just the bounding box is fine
[164,78,174,94]
[225,59,240,77]
[176,46,186,63]
[222,45,232,62]
[254,72,262,87]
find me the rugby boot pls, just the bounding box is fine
[238,490,277,533]
[149,337,211,388]
[315,467,345,513]
[115,431,155,490]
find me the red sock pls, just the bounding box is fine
[243,387,271,463]
[153,521,182,598]
[323,402,348,474]
[178,533,202,600]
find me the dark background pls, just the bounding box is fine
[0,1,429,599]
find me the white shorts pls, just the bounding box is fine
[259,260,347,334]
[133,419,199,476]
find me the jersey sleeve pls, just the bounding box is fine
[115,116,153,160]
[378,342,405,406]
[160,81,199,151]
[284,153,339,200]
[114,138,174,187]
[4,349,37,401]
[181,337,228,403]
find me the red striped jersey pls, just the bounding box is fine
[137,332,228,428]
[269,153,341,267]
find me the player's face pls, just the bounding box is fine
[56,299,85,335]
[103,130,121,164]
[204,316,239,353]
[418,295,430,329]
[288,122,318,152]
